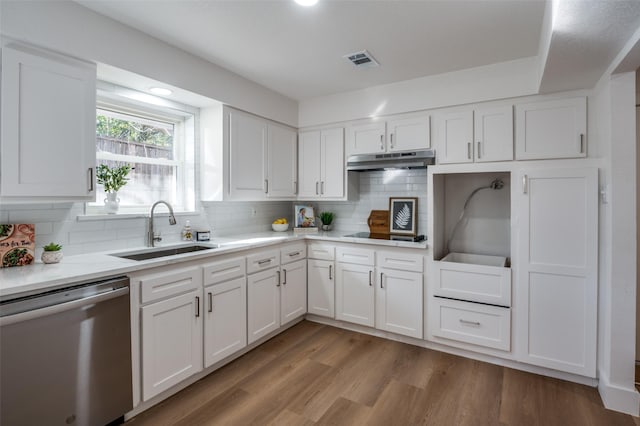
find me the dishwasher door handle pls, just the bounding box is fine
[0,287,129,326]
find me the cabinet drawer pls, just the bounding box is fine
[246,249,280,274]
[203,257,246,286]
[336,246,375,266]
[139,266,202,304]
[376,251,423,272]
[432,298,510,351]
[308,243,335,261]
[433,260,511,306]
[280,243,307,264]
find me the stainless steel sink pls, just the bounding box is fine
[111,244,220,261]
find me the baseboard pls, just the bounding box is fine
[598,370,640,416]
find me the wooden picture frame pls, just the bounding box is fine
[389,197,418,235]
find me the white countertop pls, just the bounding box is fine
[0,230,427,299]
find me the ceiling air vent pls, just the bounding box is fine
[344,50,379,68]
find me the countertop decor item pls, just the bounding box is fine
[96,164,132,214]
[389,197,418,236]
[41,242,63,264]
[0,224,35,268]
[294,205,316,228]
[367,210,389,235]
[319,211,334,231]
[272,217,289,232]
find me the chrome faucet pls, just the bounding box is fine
[148,200,177,247]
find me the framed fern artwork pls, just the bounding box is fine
[389,197,418,236]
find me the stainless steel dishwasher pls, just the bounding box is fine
[0,276,133,426]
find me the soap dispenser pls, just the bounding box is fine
[182,220,193,241]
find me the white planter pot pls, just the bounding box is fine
[41,251,63,264]
[104,192,120,214]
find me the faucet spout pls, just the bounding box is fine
[148,200,177,247]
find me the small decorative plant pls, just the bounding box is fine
[96,164,132,193]
[41,242,63,264]
[43,242,62,252]
[319,211,334,225]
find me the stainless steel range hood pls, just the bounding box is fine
[346,149,436,171]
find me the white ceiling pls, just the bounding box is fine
[78,0,546,101]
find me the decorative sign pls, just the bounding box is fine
[0,224,35,268]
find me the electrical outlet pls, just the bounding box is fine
[251,207,257,217]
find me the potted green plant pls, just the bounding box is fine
[96,164,132,214]
[41,242,63,264]
[319,211,335,231]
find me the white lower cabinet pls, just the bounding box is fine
[204,277,247,368]
[280,259,307,325]
[375,267,423,339]
[307,259,335,318]
[247,267,282,344]
[141,289,203,401]
[335,262,375,327]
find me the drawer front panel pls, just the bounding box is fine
[280,243,307,264]
[433,261,511,306]
[308,243,335,261]
[140,266,202,304]
[246,249,280,274]
[336,247,375,266]
[203,257,246,285]
[432,298,510,351]
[376,251,424,272]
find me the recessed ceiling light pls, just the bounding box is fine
[149,87,172,96]
[294,0,318,6]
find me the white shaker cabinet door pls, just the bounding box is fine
[516,167,597,377]
[320,127,345,198]
[335,262,375,327]
[474,105,513,162]
[347,121,386,155]
[204,277,247,368]
[267,123,297,198]
[387,115,430,153]
[375,268,423,339]
[227,108,268,200]
[298,130,322,198]
[1,45,96,200]
[515,97,587,160]
[247,268,281,344]
[307,259,335,318]
[434,110,474,164]
[280,259,307,325]
[141,290,203,401]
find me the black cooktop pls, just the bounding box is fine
[344,232,426,242]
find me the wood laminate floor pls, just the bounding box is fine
[127,321,637,426]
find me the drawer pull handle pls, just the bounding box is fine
[329,264,332,280]
[258,259,272,265]
[283,269,287,285]
[580,133,585,153]
[369,270,372,286]
[195,296,200,318]
[477,141,481,159]
[459,319,480,326]
[288,251,300,257]
[522,174,528,194]
[467,142,472,159]
[380,272,384,289]
[208,292,213,313]
[276,270,281,287]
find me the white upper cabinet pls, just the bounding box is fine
[226,107,297,200]
[298,127,345,199]
[435,106,512,164]
[515,167,597,377]
[267,123,297,198]
[347,115,430,155]
[515,97,587,160]
[386,115,431,153]
[1,44,97,201]
[228,108,268,200]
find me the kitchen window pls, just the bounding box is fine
[86,85,197,215]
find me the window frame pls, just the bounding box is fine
[85,82,199,216]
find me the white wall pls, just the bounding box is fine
[0,1,298,126]
[298,57,539,127]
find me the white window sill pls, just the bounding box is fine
[77,211,200,221]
